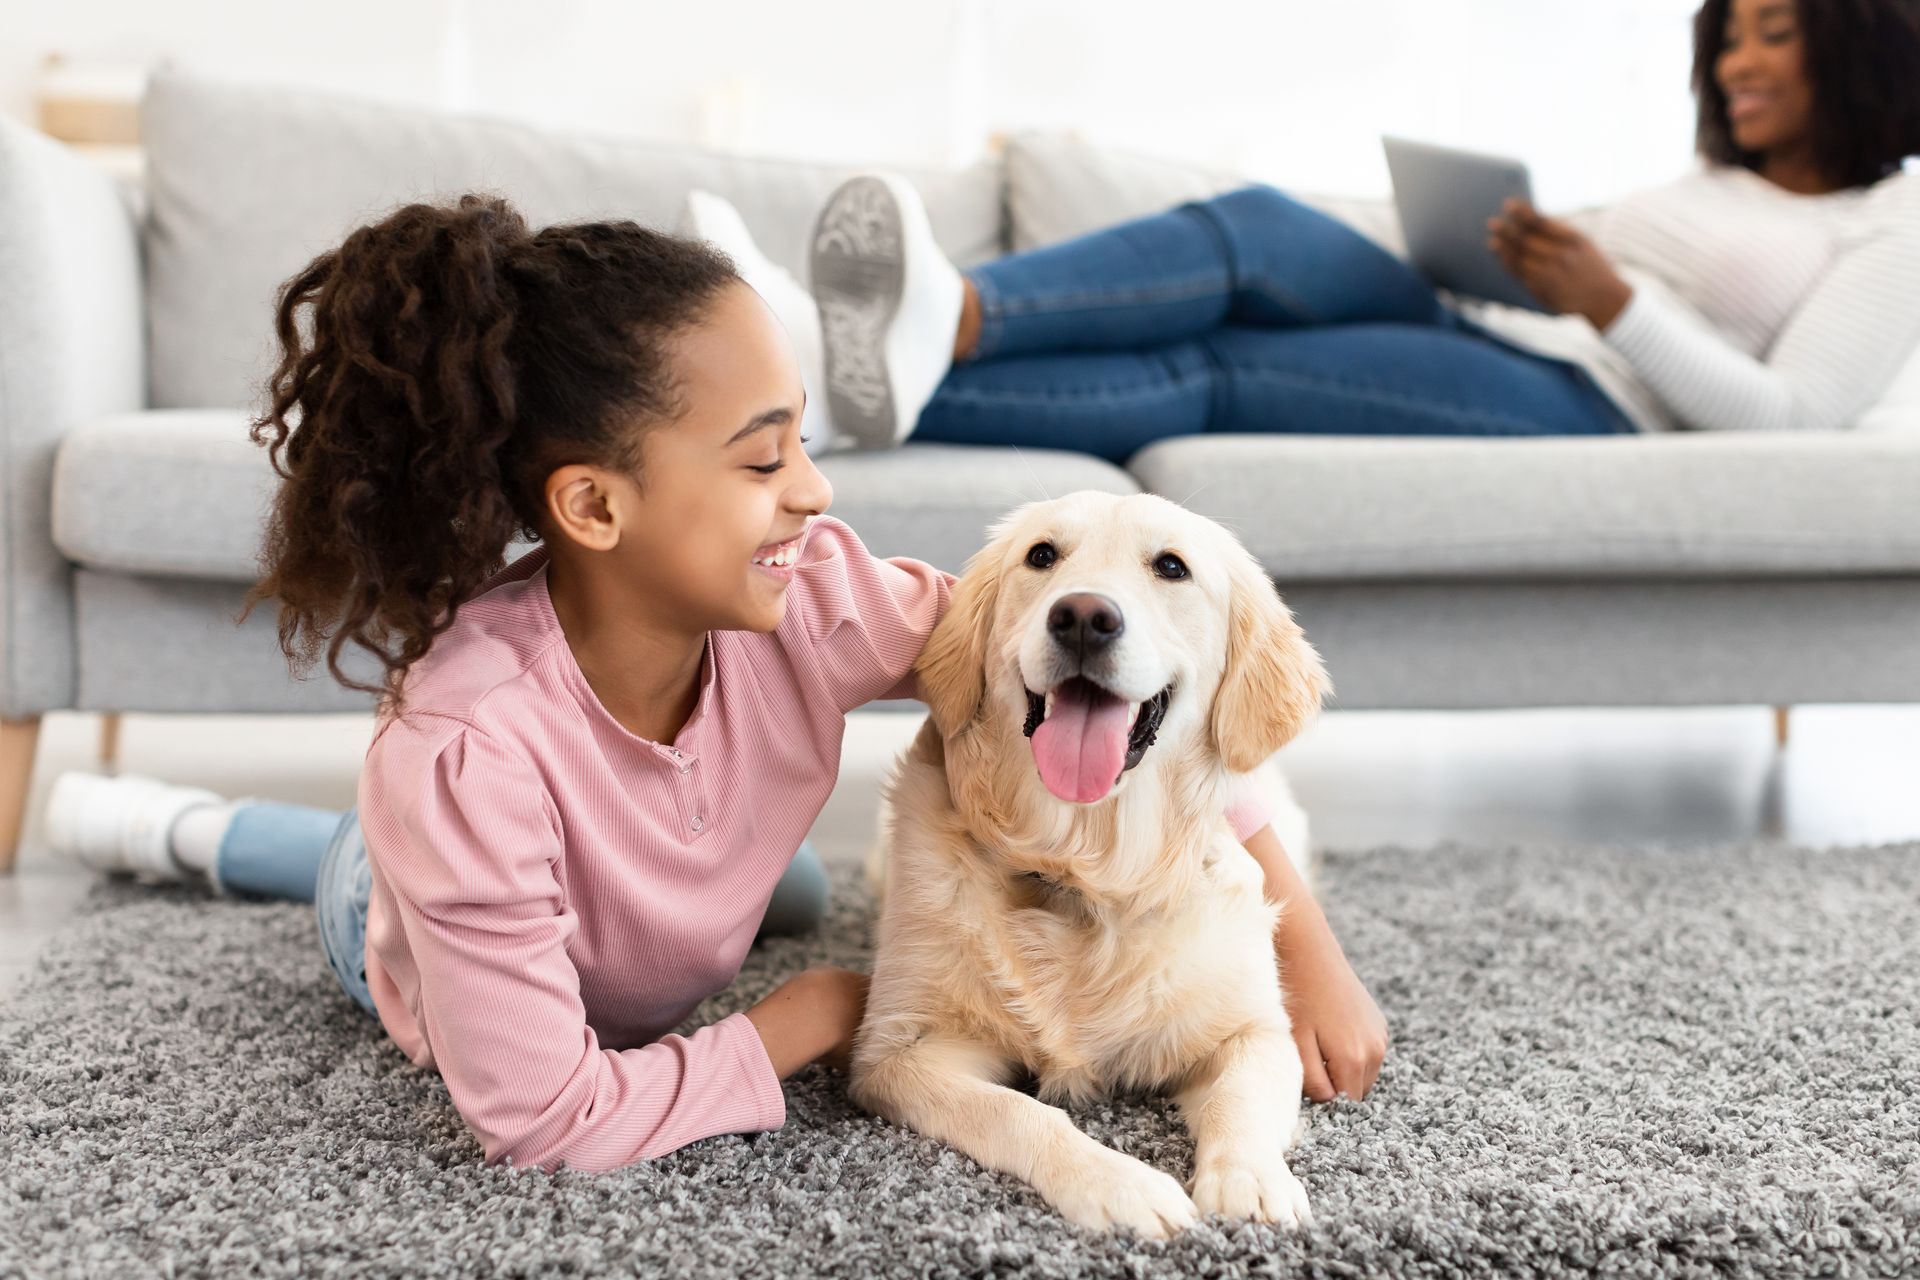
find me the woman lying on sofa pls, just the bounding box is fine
[794,0,1920,461]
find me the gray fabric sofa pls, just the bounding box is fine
[5,67,1920,871]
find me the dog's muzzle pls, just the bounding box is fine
[1020,592,1176,802]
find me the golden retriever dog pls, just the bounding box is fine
[849,490,1333,1239]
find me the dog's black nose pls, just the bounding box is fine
[1047,592,1124,655]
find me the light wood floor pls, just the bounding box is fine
[4,704,1918,996]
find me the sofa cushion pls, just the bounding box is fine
[58,411,1920,586]
[1002,129,1405,258]
[1127,433,1920,580]
[804,445,1139,572]
[141,66,1006,412]
[50,412,1137,582]
[53,411,277,581]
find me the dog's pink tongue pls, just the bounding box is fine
[1031,682,1131,803]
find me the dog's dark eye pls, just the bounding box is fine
[1152,552,1190,581]
[1026,541,1058,570]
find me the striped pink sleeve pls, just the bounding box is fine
[884,564,960,704]
[789,518,955,710]
[1226,792,1275,842]
[371,720,785,1172]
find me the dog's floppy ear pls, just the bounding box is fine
[1209,552,1332,773]
[914,540,1006,737]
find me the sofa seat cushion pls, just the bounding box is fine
[51,412,1137,582]
[1126,433,1920,580]
[53,410,279,581]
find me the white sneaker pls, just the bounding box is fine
[809,173,964,449]
[679,189,839,454]
[42,771,224,882]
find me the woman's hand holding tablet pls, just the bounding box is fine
[1486,198,1635,330]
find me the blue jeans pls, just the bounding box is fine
[210,802,832,1019]
[911,184,1632,461]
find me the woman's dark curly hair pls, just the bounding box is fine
[1691,0,1920,188]
[236,192,740,713]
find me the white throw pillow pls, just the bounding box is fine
[678,189,838,456]
[1856,340,1920,433]
[1001,129,1407,259]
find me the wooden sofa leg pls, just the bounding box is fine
[1773,706,1791,750]
[99,712,122,771]
[1,715,42,876]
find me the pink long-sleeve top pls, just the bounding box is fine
[356,514,1275,1172]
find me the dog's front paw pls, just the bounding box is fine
[1046,1144,1199,1239]
[1190,1152,1312,1229]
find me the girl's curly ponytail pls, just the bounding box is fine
[237,191,739,714]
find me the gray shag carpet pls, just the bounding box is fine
[4,839,1919,1279]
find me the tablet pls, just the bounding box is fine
[1382,135,1548,312]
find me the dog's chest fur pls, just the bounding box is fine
[972,851,1280,1103]
[872,725,1289,1108]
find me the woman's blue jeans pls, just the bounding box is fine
[212,802,832,1018]
[911,183,1633,461]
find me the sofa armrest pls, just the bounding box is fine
[0,118,146,717]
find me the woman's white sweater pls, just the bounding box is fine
[1458,163,1920,433]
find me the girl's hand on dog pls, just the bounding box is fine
[1278,906,1389,1103]
[1244,824,1389,1101]
[813,967,872,1074]
[745,965,871,1077]
[1486,198,1634,330]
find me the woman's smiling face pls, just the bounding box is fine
[1715,0,1815,157]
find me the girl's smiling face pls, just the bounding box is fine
[644,279,835,633]
[546,279,834,636]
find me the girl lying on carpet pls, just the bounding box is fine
[44,191,1387,1172]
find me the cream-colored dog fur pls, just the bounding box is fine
[850,491,1332,1238]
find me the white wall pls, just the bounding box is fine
[2,0,1705,208]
